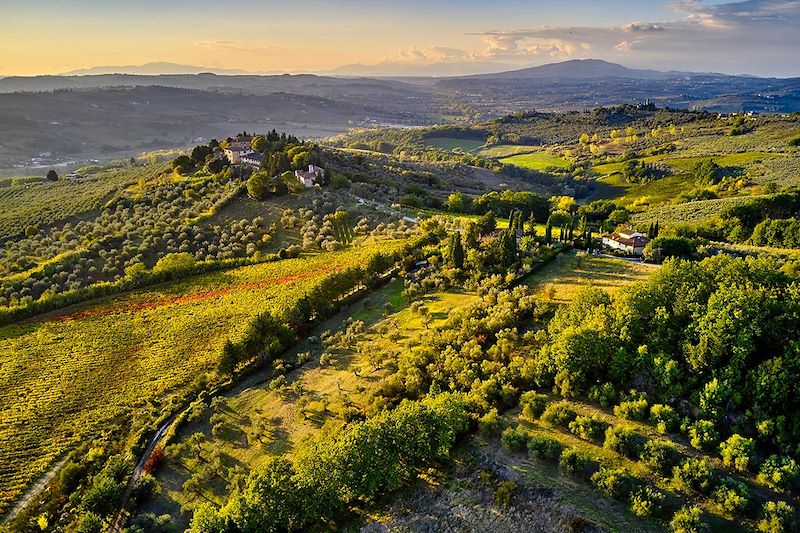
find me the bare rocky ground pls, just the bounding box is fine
[359,441,605,533]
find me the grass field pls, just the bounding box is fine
[424,137,486,152]
[592,151,785,179]
[592,173,697,208]
[473,144,544,158]
[500,150,571,171]
[0,241,405,515]
[143,281,480,525]
[525,252,655,304]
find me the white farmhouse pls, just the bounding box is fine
[223,141,254,164]
[295,164,325,188]
[602,229,651,255]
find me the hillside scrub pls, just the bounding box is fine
[529,254,800,458]
[187,394,470,532]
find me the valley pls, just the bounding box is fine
[0,17,799,530]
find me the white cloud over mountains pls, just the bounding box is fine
[386,0,800,76]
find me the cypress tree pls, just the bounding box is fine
[451,232,464,270]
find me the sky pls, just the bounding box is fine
[0,0,798,77]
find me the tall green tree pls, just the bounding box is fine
[450,233,464,270]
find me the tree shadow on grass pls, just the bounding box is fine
[266,420,292,455]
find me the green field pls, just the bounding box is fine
[500,150,571,170]
[592,173,697,208]
[424,137,486,152]
[0,241,404,515]
[474,144,544,158]
[525,252,655,304]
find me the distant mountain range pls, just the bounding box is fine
[59,62,264,76]
[326,61,517,78]
[0,58,769,82]
[460,59,701,80]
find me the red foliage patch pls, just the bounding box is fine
[27,266,336,324]
[142,445,164,474]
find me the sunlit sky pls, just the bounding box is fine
[1,0,798,77]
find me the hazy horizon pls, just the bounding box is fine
[1,0,799,78]
[0,57,789,80]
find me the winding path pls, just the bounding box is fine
[1,456,70,526]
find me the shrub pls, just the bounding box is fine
[142,446,165,474]
[629,485,665,518]
[540,401,578,428]
[757,455,799,493]
[672,457,715,495]
[603,426,642,458]
[564,517,597,533]
[650,404,679,434]
[640,440,678,477]
[494,480,517,507]
[152,251,196,278]
[687,419,719,451]
[757,501,797,533]
[501,426,529,452]
[590,467,633,500]
[670,505,708,533]
[719,434,754,473]
[559,448,595,478]
[588,382,617,407]
[568,415,607,442]
[478,408,505,436]
[614,398,648,421]
[527,436,565,462]
[519,391,549,420]
[712,477,750,514]
[70,513,104,533]
[644,236,696,263]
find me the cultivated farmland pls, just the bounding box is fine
[0,163,166,241]
[500,150,571,171]
[0,241,404,515]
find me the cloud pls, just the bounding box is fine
[669,0,800,27]
[614,40,641,52]
[382,0,800,76]
[620,22,666,32]
[395,46,474,63]
[469,1,798,72]
[479,32,576,59]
